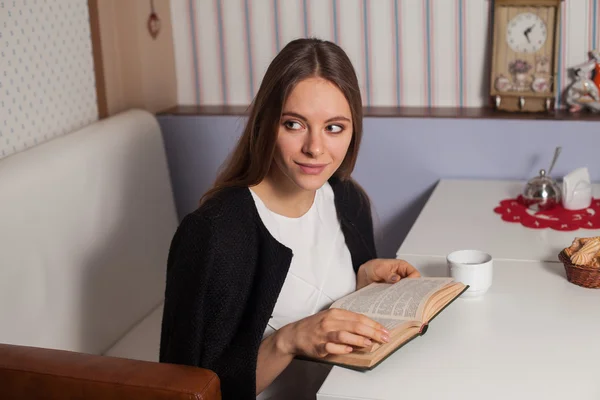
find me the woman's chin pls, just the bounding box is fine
[290,173,332,191]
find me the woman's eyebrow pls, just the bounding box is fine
[324,116,351,123]
[281,112,307,121]
[281,112,351,123]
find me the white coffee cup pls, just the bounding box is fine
[447,250,493,298]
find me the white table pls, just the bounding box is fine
[396,179,600,262]
[317,255,600,400]
[319,179,600,400]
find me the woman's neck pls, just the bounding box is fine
[251,169,317,218]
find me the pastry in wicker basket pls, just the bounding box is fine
[564,237,600,267]
[559,236,600,288]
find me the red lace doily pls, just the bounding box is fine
[494,196,600,231]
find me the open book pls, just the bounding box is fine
[301,277,468,371]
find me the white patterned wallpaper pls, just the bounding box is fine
[0,0,98,160]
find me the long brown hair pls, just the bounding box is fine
[200,38,364,204]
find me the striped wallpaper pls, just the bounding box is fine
[170,0,600,108]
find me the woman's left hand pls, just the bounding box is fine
[356,258,421,290]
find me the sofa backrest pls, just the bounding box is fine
[0,109,178,355]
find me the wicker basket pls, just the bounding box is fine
[558,250,600,288]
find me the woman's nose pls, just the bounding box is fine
[303,131,324,157]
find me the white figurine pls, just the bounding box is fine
[564,59,600,112]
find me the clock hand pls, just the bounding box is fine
[523,26,533,43]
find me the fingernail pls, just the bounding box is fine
[382,328,390,335]
[381,334,390,343]
[364,339,372,346]
[391,275,399,282]
[346,346,353,352]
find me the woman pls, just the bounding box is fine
[159,38,420,399]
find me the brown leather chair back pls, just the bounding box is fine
[0,343,221,400]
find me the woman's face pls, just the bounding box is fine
[272,76,353,192]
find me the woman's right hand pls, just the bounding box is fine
[276,308,390,358]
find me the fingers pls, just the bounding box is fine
[365,263,385,283]
[346,320,390,344]
[368,259,421,283]
[325,310,390,344]
[355,314,388,338]
[327,330,373,348]
[394,260,421,279]
[329,309,387,333]
[407,268,421,278]
[315,342,351,358]
[310,310,393,358]
[324,320,389,347]
[322,342,353,356]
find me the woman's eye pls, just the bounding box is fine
[326,124,343,133]
[283,121,302,130]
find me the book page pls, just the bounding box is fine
[365,317,409,331]
[331,278,453,323]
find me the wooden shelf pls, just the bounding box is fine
[157,105,600,121]
[363,107,600,120]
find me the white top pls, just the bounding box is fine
[397,179,600,262]
[250,182,356,400]
[318,255,600,400]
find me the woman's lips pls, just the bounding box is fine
[296,162,328,175]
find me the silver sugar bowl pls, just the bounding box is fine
[522,169,562,211]
[521,146,562,211]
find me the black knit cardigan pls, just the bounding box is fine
[159,177,378,399]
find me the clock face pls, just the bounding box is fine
[506,12,547,53]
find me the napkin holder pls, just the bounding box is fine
[562,167,592,210]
